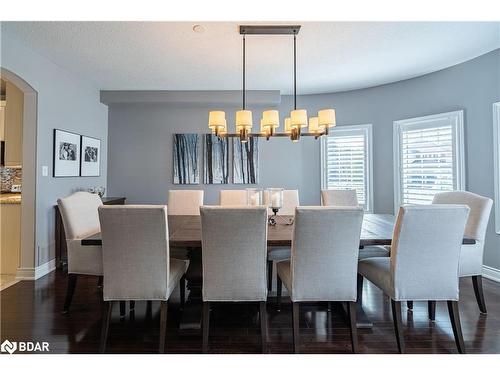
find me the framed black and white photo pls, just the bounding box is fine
[233,137,259,184]
[53,129,81,177]
[173,133,200,184]
[204,134,229,184]
[80,135,101,177]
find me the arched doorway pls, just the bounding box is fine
[0,68,37,282]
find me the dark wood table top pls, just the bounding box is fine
[81,213,475,247]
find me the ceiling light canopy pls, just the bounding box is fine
[208,25,336,143]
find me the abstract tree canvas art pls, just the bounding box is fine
[233,137,259,184]
[173,133,199,184]
[204,134,229,184]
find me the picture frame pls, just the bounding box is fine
[53,129,81,177]
[80,135,101,177]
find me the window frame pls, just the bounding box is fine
[393,110,465,213]
[493,102,500,234]
[320,123,374,213]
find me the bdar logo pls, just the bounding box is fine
[1,340,17,354]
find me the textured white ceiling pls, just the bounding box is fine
[2,22,499,94]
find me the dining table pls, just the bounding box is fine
[81,213,475,329]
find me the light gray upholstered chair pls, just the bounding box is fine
[98,205,189,353]
[358,205,470,353]
[321,189,358,207]
[168,190,204,260]
[276,206,364,353]
[266,189,300,291]
[57,192,103,313]
[431,191,493,314]
[167,190,204,215]
[219,190,247,205]
[200,206,268,353]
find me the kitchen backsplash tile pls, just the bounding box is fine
[0,167,22,192]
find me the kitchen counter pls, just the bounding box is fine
[0,193,22,204]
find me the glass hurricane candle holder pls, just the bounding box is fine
[246,188,263,206]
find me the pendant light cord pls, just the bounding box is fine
[243,34,246,110]
[294,33,297,110]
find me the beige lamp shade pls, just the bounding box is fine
[290,109,308,128]
[262,110,280,129]
[284,117,292,133]
[318,109,336,128]
[208,111,226,127]
[308,117,321,133]
[260,119,268,134]
[235,110,253,130]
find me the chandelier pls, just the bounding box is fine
[208,25,336,143]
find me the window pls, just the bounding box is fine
[321,124,373,212]
[493,102,500,234]
[393,111,465,210]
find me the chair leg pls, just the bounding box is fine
[63,274,78,314]
[277,274,283,311]
[267,260,273,292]
[347,301,358,353]
[447,301,466,354]
[390,299,405,354]
[97,276,103,288]
[259,301,268,353]
[357,274,364,307]
[119,301,126,318]
[159,301,168,353]
[130,301,135,311]
[202,301,210,353]
[472,275,487,314]
[292,302,300,354]
[428,301,436,321]
[180,275,186,309]
[407,301,413,310]
[99,301,113,353]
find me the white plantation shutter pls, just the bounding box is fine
[321,125,373,211]
[394,111,465,208]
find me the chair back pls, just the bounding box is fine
[168,190,204,215]
[321,189,358,207]
[432,191,492,242]
[390,205,469,301]
[219,190,247,206]
[98,205,171,301]
[57,191,102,239]
[291,206,364,301]
[200,206,268,301]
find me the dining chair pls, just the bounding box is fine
[358,205,470,354]
[219,190,247,205]
[200,206,268,353]
[276,206,364,353]
[267,189,300,291]
[167,190,204,215]
[57,191,103,314]
[98,205,189,353]
[321,189,358,207]
[167,190,204,260]
[431,191,493,314]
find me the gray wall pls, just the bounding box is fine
[1,32,108,267]
[107,49,500,269]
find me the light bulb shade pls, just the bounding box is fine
[208,111,226,127]
[236,110,253,130]
[290,109,308,128]
[260,119,269,134]
[318,109,336,128]
[308,117,320,133]
[262,110,280,129]
[284,117,292,133]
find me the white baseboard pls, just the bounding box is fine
[16,259,56,280]
[482,265,500,283]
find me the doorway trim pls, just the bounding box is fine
[1,68,38,279]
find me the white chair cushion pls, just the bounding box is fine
[167,259,190,298]
[358,245,390,260]
[276,260,293,293]
[268,247,291,261]
[459,243,484,277]
[358,257,394,298]
[66,240,103,276]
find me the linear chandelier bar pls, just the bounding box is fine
[239,25,301,35]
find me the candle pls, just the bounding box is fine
[271,192,280,208]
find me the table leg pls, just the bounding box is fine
[179,247,203,330]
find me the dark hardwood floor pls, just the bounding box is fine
[1,270,500,354]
